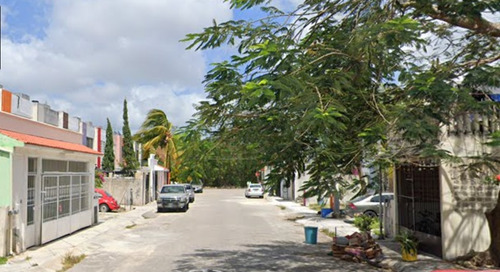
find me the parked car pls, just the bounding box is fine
[245,183,264,198]
[191,182,203,193]
[344,192,394,217]
[182,183,195,203]
[95,188,120,212]
[157,184,190,212]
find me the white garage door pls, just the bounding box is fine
[40,160,92,244]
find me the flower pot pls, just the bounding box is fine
[401,248,418,262]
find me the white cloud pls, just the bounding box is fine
[0,0,232,132]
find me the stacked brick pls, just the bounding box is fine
[331,232,383,263]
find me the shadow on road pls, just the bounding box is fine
[173,241,382,272]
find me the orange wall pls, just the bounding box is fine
[1,90,12,113]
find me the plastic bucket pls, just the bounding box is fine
[320,208,333,218]
[304,226,318,244]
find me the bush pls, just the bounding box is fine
[353,214,375,232]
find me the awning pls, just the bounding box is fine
[0,129,101,155]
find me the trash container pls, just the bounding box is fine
[304,226,318,244]
[320,208,333,218]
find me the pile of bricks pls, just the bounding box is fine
[331,232,383,263]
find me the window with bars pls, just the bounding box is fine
[27,158,37,225]
[71,176,81,215]
[40,157,90,223]
[43,176,58,222]
[42,159,87,173]
[42,175,91,223]
[27,176,35,225]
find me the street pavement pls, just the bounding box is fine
[0,189,471,272]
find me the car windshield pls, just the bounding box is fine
[161,186,185,194]
[249,184,262,188]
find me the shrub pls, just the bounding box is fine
[353,214,375,232]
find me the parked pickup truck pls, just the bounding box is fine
[157,184,190,212]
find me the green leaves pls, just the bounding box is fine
[182,0,500,198]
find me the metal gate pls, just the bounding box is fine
[41,174,91,244]
[396,163,442,257]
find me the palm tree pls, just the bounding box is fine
[134,109,177,171]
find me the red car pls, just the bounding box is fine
[95,188,120,212]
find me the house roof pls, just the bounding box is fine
[0,129,101,155]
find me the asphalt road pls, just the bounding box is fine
[70,189,383,272]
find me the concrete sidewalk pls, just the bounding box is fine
[267,196,465,272]
[0,202,157,272]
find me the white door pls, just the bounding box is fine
[24,175,36,248]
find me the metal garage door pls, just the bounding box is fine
[40,160,92,244]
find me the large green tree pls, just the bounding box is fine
[134,109,177,172]
[185,0,500,264]
[177,121,262,187]
[122,99,139,173]
[102,118,115,172]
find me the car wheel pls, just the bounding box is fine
[99,204,110,213]
[157,208,163,213]
[364,210,377,217]
[190,198,194,203]
[182,203,189,212]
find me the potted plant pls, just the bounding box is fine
[395,230,419,261]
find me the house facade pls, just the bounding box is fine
[0,87,156,257]
[0,89,103,256]
[391,111,500,260]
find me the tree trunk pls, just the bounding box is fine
[485,191,500,266]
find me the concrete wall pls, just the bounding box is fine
[10,93,32,118]
[439,129,500,260]
[0,150,12,207]
[0,149,12,257]
[0,207,9,257]
[0,112,82,144]
[69,116,81,132]
[103,172,147,206]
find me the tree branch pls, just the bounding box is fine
[460,53,500,68]
[403,2,500,37]
[428,10,500,37]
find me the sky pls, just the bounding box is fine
[0,0,300,133]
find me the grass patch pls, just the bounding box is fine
[285,215,305,221]
[58,252,85,272]
[321,228,336,238]
[277,205,286,210]
[0,256,8,265]
[308,203,325,212]
[125,223,137,229]
[25,256,32,261]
